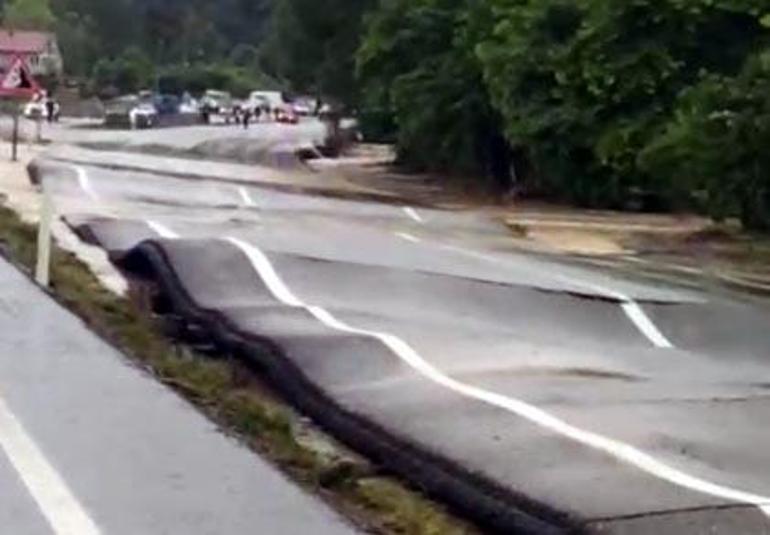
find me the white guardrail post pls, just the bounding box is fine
[35,179,53,287]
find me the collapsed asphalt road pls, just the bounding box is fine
[32,155,770,533]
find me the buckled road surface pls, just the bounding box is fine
[30,151,770,534]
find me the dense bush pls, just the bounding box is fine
[157,64,281,98]
[90,47,154,97]
[641,50,770,229]
[478,0,769,209]
[355,0,770,228]
[35,0,770,229]
[358,1,512,190]
[262,0,376,107]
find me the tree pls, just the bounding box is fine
[641,50,770,230]
[4,0,55,30]
[55,10,96,77]
[91,47,154,96]
[263,0,377,106]
[478,0,770,208]
[357,0,511,189]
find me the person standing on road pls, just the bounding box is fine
[44,93,56,123]
[242,107,252,129]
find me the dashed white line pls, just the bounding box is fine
[395,232,421,243]
[620,301,674,349]
[145,221,180,240]
[74,166,98,201]
[441,243,674,349]
[225,236,770,519]
[553,276,674,349]
[403,207,424,223]
[237,187,257,208]
[0,395,101,535]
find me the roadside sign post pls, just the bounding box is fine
[0,56,42,161]
[35,178,53,287]
[0,55,51,283]
[11,105,18,161]
[35,113,42,143]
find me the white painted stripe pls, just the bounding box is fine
[441,243,674,349]
[238,187,257,208]
[620,301,673,349]
[560,277,674,349]
[403,207,424,223]
[226,238,303,307]
[395,232,420,243]
[145,221,180,240]
[0,395,101,535]
[225,236,770,517]
[74,166,98,201]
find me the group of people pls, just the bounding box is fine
[236,103,286,129]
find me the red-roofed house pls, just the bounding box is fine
[0,29,62,77]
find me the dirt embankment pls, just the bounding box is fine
[325,145,770,297]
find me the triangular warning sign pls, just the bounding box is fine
[0,56,40,97]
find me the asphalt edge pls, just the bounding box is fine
[115,239,580,535]
[36,154,428,208]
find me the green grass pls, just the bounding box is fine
[0,203,475,535]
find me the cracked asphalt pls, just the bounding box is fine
[23,124,770,533]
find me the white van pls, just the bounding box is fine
[248,91,285,111]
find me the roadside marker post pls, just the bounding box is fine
[35,114,42,143]
[35,179,53,287]
[11,106,18,161]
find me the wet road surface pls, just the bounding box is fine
[30,155,770,533]
[0,253,355,535]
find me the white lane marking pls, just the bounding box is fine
[441,243,674,349]
[403,207,424,223]
[145,221,180,240]
[620,302,673,349]
[395,232,421,243]
[74,166,98,201]
[555,276,674,349]
[225,236,770,517]
[439,244,493,262]
[238,187,257,208]
[0,395,101,535]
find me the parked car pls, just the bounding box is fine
[275,106,299,124]
[247,90,298,124]
[104,95,156,128]
[200,90,238,123]
[129,102,158,128]
[178,93,199,114]
[248,90,286,112]
[23,98,60,121]
[291,97,316,116]
[152,94,180,115]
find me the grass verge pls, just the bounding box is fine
[0,201,475,535]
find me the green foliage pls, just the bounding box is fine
[158,64,282,98]
[49,0,273,91]
[91,47,154,96]
[641,51,770,229]
[357,0,511,188]
[55,10,97,77]
[475,0,770,216]
[263,0,376,106]
[4,0,55,29]
[38,0,770,228]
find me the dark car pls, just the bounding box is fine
[152,94,180,115]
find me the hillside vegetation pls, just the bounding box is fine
[4,0,769,228]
